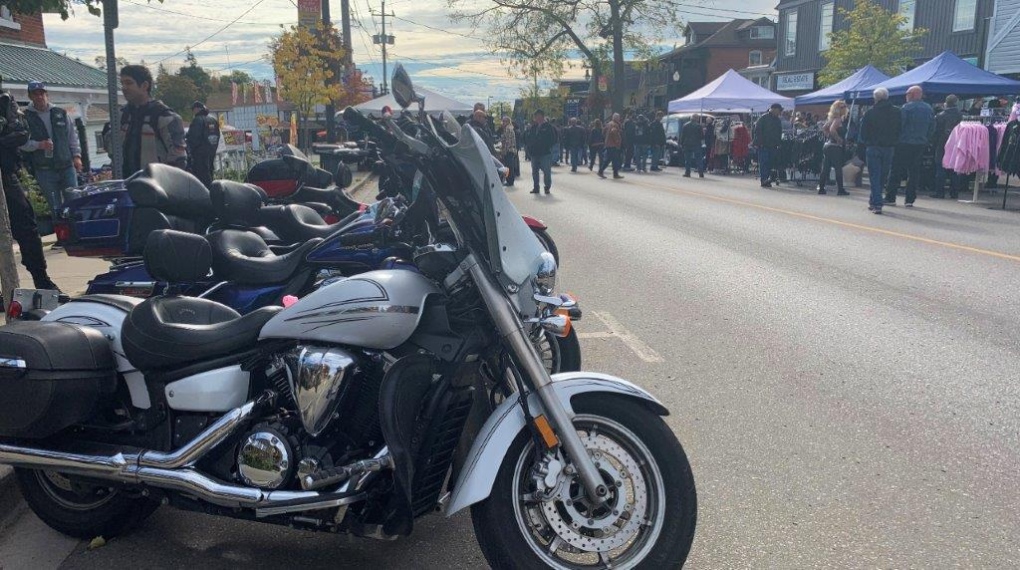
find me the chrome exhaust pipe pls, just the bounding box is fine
[0,392,352,510]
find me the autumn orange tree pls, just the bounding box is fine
[269,22,355,149]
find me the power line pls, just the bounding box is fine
[155,0,270,64]
[387,50,516,81]
[120,0,293,25]
[389,14,481,40]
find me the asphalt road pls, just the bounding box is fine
[3,164,1020,568]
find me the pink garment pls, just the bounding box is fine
[942,123,989,174]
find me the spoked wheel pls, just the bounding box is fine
[15,468,159,539]
[471,394,697,569]
[533,327,582,374]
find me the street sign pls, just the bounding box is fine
[298,0,321,28]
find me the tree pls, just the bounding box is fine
[447,0,680,113]
[819,0,926,87]
[153,69,201,120]
[178,49,212,99]
[269,22,351,150]
[94,56,129,69]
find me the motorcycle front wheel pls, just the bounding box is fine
[471,393,697,569]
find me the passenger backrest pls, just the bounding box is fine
[143,229,212,283]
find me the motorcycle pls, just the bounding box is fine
[0,65,695,568]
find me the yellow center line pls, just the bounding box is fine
[627,178,1020,263]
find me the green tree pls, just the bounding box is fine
[819,0,926,87]
[94,55,129,69]
[153,69,201,120]
[269,22,350,150]
[448,0,680,113]
[178,49,212,99]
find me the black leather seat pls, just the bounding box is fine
[206,229,323,285]
[121,230,282,371]
[257,204,362,243]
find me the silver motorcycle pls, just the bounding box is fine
[0,65,696,568]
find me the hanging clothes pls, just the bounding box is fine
[997,120,1020,177]
[943,122,990,174]
[731,124,751,160]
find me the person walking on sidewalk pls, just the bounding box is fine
[885,85,934,207]
[680,116,705,178]
[932,94,963,199]
[817,100,850,196]
[186,101,220,188]
[499,116,518,187]
[859,87,901,214]
[598,114,624,179]
[649,111,666,171]
[588,119,605,172]
[753,104,783,187]
[0,83,59,290]
[622,112,636,171]
[21,81,82,232]
[526,109,556,194]
[633,114,650,172]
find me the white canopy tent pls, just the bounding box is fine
[668,69,793,114]
[351,87,474,117]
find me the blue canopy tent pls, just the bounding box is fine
[794,65,891,106]
[846,51,1020,101]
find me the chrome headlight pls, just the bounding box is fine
[535,251,557,295]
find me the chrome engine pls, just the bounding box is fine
[237,426,294,490]
[283,346,359,437]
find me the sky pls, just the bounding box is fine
[43,0,778,105]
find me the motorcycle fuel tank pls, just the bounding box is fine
[259,269,441,350]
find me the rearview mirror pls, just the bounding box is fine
[391,64,418,110]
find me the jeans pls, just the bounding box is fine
[818,144,845,192]
[552,144,561,165]
[651,145,663,170]
[684,149,703,176]
[623,144,634,169]
[885,143,925,204]
[933,151,960,198]
[599,147,621,177]
[589,146,603,170]
[531,152,553,190]
[866,146,895,208]
[569,147,582,171]
[34,166,78,216]
[635,145,649,171]
[758,148,774,184]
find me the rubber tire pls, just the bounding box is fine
[553,327,582,373]
[15,468,160,540]
[532,228,560,267]
[470,394,697,569]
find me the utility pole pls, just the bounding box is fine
[103,0,123,178]
[371,1,395,95]
[323,0,336,143]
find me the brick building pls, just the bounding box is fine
[0,7,114,167]
[656,18,779,105]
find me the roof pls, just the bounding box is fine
[687,22,727,37]
[0,42,106,89]
[662,18,776,60]
[668,69,792,112]
[795,65,891,106]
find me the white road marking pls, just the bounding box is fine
[584,311,665,363]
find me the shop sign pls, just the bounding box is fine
[298,0,321,28]
[776,72,815,91]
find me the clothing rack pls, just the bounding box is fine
[951,118,1009,203]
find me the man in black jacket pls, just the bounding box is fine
[526,109,556,194]
[563,117,586,172]
[932,94,963,199]
[0,84,58,290]
[680,116,705,178]
[858,87,902,213]
[186,101,220,187]
[622,112,636,171]
[753,103,783,188]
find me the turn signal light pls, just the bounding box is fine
[533,414,560,449]
[53,222,72,243]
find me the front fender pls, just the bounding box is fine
[522,215,547,231]
[444,372,668,516]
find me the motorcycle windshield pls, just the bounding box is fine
[447,124,545,289]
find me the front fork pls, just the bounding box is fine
[464,256,609,504]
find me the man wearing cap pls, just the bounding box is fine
[186,101,220,187]
[753,103,784,188]
[0,79,59,289]
[20,81,82,225]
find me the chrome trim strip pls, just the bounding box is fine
[0,357,27,369]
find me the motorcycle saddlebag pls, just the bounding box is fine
[0,322,117,439]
